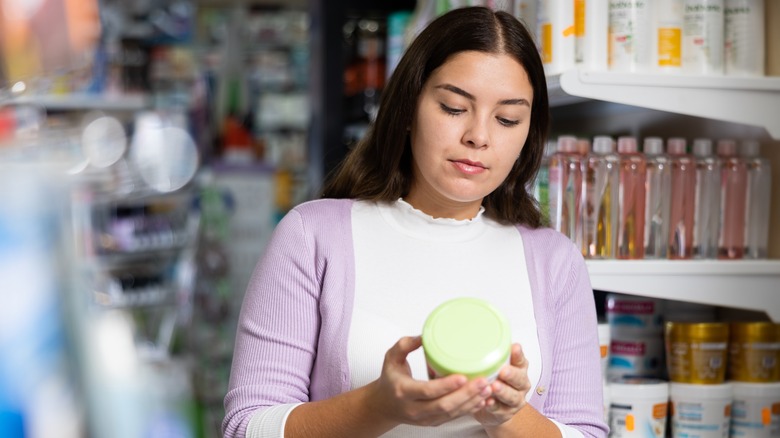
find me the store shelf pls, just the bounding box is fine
[554,69,780,140]
[586,259,780,321]
[9,93,151,111]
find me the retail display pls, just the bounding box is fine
[538,133,772,263]
[2,1,779,437]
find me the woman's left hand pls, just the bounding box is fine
[473,343,531,427]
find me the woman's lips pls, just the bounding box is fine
[451,159,486,175]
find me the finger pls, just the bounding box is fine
[510,343,525,367]
[455,381,492,414]
[426,378,492,417]
[497,344,528,390]
[403,373,469,401]
[386,336,422,365]
[488,379,522,408]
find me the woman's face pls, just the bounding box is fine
[406,50,533,220]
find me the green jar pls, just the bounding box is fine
[422,297,512,381]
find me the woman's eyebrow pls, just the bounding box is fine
[434,83,530,107]
[435,83,475,100]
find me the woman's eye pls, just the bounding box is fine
[497,117,520,127]
[440,103,465,116]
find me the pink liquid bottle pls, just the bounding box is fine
[617,136,646,260]
[667,137,696,259]
[549,135,583,244]
[741,141,772,259]
[643,137,670,259]
[583,135,619,259]
[716,139,747,259]
[692,139,721,259]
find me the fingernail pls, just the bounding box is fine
[480,386,492,397]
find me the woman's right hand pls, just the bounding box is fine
[368,336,493,428]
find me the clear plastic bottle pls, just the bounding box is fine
[549,135,584,244]
[740,141,771,259]
[667,137,697,259]
[583,135,619,259]
[533,140,558,227]
[692,138,721,259]
[643,137,671,259]
[617,136,647,259]
[717,139,747,259]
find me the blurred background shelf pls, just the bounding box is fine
[9,93,152,111]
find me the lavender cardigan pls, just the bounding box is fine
[223,199,608,438]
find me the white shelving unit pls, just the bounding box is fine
[586,260,780,321]
[555,69,780,140]
[549,69,780,322]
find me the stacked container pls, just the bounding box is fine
[607,294,666,382]
[728,322,780,437]
[665,321,734,438]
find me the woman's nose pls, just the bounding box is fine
[462,116,489,149]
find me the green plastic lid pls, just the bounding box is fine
[422,297,511,380]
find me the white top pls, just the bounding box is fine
[348,199,570,437]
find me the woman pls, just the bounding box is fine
[223,6,608,438]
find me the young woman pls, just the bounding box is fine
[223,7,608,438]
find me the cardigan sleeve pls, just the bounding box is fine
[535,233,609,438]
[222,208,322,438]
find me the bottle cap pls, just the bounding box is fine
[666,137,687,155]
[422,297,511,380]
[592,136,615,154]
[617,136,638,154]
[716,139,737,157]
[692,138,713,157]
[643,137,664,155]
[739,140,761,158]
[557,135,578,153]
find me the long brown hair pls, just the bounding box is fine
[321,6,549,228]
